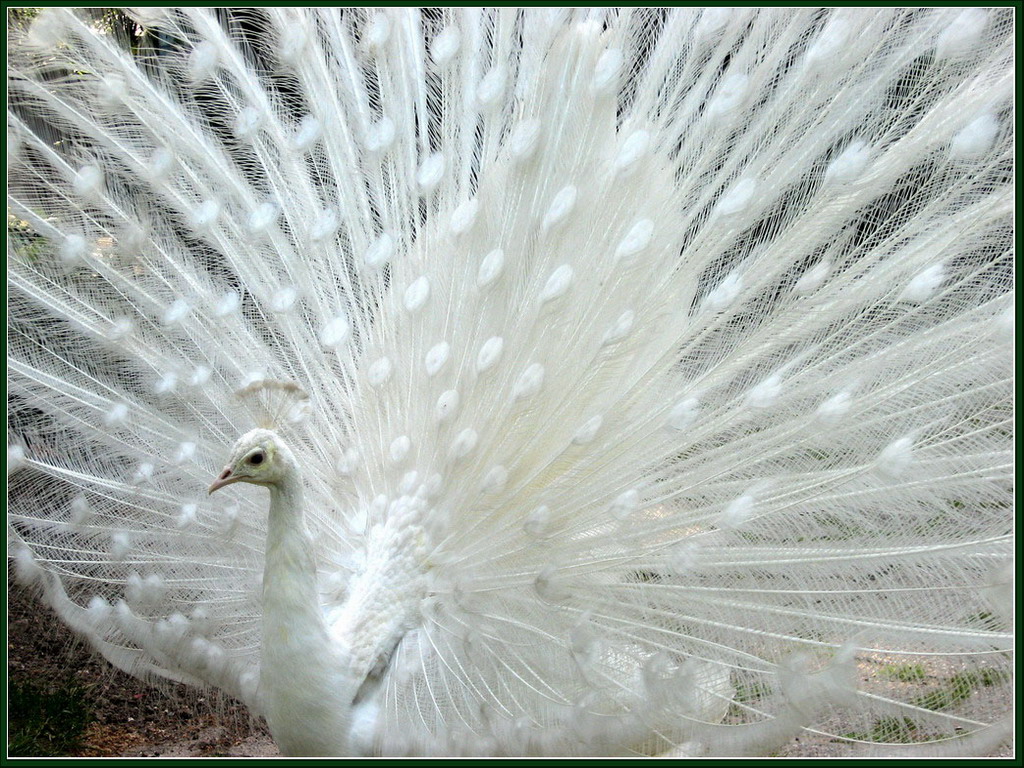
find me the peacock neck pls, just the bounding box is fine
[264,477,319,608]
[262,473,330,669]
[260,472,357,756]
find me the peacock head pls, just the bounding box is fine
[209,381,309,495]
[208,428,290,493]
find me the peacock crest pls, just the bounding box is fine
[238,380,311,432]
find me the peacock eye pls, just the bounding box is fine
[249,452,264,465]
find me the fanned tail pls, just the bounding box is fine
[8,8,1012,756]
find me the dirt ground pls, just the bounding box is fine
[7,584,1013,758]
[7,585,278,757]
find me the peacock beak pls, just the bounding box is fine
[208,467,240,494]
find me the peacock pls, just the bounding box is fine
[6,7,1013,757]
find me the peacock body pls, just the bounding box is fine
[7,7,1013,757]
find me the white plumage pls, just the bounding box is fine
[7,7,1013,757]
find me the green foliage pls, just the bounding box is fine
[880,663,926,682]
[843,667,1011,743]
[6,8,40,29]
[843,716,919,744]
[733,680,773,703]
[911,669,1009,712]
[964,610,1003,631]
[7,678,93,757]
[8,213,47,263]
